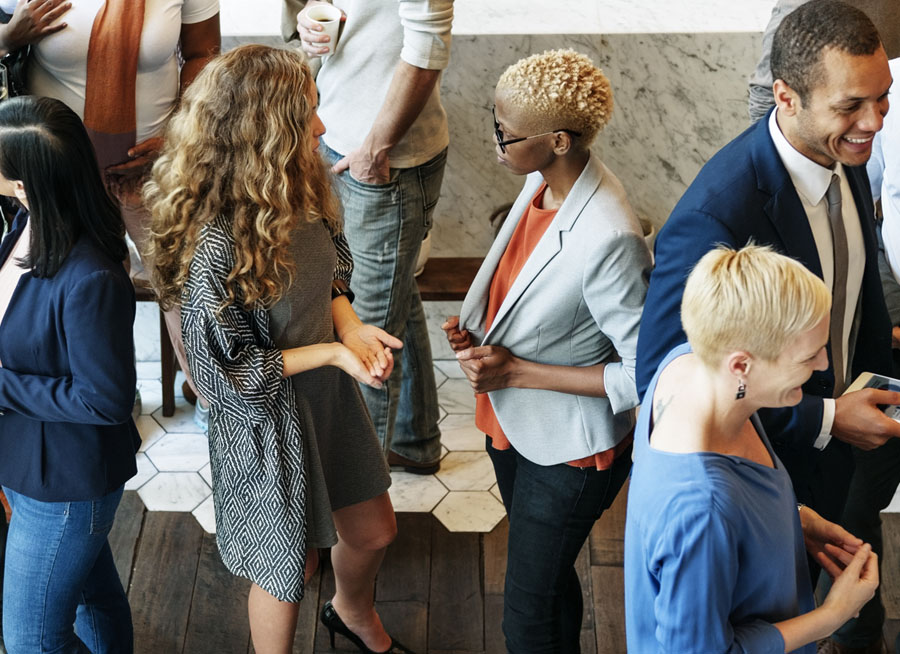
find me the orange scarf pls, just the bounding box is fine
[83,0,145,173]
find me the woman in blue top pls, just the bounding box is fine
[0,97,139,653]
[625,245,878,653]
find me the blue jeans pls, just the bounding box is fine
[323,143,445,464]
[488,438,632,654]
[2,486,132,654]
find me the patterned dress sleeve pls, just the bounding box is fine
[180,222,285,426]
[332,228,353,284]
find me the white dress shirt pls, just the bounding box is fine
[769,110,866,449]
[868,58,900,284]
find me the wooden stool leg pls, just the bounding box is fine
[160,309,176,417]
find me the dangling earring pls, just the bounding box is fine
[736,380,746,400]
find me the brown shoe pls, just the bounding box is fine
[387,451,440,475]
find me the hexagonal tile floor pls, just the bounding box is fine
[129,363,504,535]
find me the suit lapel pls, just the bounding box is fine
[763,190,824,279]
[752,116,824,279]
[484,157,603,341]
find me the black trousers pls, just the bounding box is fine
[487,438,632,654]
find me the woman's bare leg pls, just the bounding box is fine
[329,492,398,652]
[247,583,299,654]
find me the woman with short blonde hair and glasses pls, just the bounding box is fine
[148,45,413,654]
[625,244,879,653]
[445,49,651,652]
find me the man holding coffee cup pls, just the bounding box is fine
[283,0,453,474]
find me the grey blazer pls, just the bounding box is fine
[459,156,651,465]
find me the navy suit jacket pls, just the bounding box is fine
[636,110,892,506]
[0,213,139,502]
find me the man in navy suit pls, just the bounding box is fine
[637,0,900,531]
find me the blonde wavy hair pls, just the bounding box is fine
[146,44,340,311]
[496,49,613,148]
[682,244,831,368]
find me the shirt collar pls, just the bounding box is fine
[768,109,841,205]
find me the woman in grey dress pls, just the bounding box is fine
[146,45,412,654]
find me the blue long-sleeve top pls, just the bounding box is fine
[0,212,139,501]
[625,344,815,654]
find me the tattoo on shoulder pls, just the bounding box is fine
[654,394,673,425]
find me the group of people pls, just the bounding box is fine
[0,0,454,652]
[445,2,896,652]
[0,1,898,654]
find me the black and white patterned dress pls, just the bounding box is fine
[180,214,354,602]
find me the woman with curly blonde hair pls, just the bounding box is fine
[147,44,412,654]
[443,49,651,652]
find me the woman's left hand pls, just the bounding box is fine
[105,137,164,202]
[106,137,164,179]
[456,345,519,393]
[339,324,402,381]
[799,505,863,578]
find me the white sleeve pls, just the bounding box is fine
[182,0,220,24]
[398,0,453,70]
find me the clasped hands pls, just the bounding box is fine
[799,505,878,619]
[442,316,518,393]
[337,324,402,390]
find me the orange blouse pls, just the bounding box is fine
[474,184,632,470]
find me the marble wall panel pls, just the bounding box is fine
[449,0,772,35]
[433,31,763,257]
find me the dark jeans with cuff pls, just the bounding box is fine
[487,437,632,654]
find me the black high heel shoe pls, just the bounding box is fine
[319,600,415,654]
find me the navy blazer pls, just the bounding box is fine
[636,110,892,504]
[0,213,139,502]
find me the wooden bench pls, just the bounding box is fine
[135,256,483,420]
[415,256,482,301]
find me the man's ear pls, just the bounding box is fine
[773,78,802,117]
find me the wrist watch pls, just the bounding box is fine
[331,279,355,303]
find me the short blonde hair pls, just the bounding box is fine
[682,244,831,367]
[496,49,613,147]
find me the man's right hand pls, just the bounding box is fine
[832,388,900,450]
[296,0,343,58]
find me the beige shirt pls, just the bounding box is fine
[285,0,453,168]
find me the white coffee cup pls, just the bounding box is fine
[303,4,342,56]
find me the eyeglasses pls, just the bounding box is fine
[492,105,582,154]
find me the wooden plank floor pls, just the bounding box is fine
[109,484,900,653]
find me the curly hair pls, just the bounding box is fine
[146,44,341,311]
[771,0,882,104]
[496,49,613,148]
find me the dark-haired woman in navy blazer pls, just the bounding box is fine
[0,96,139,653]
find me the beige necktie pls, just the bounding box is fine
[827,174,848,396]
